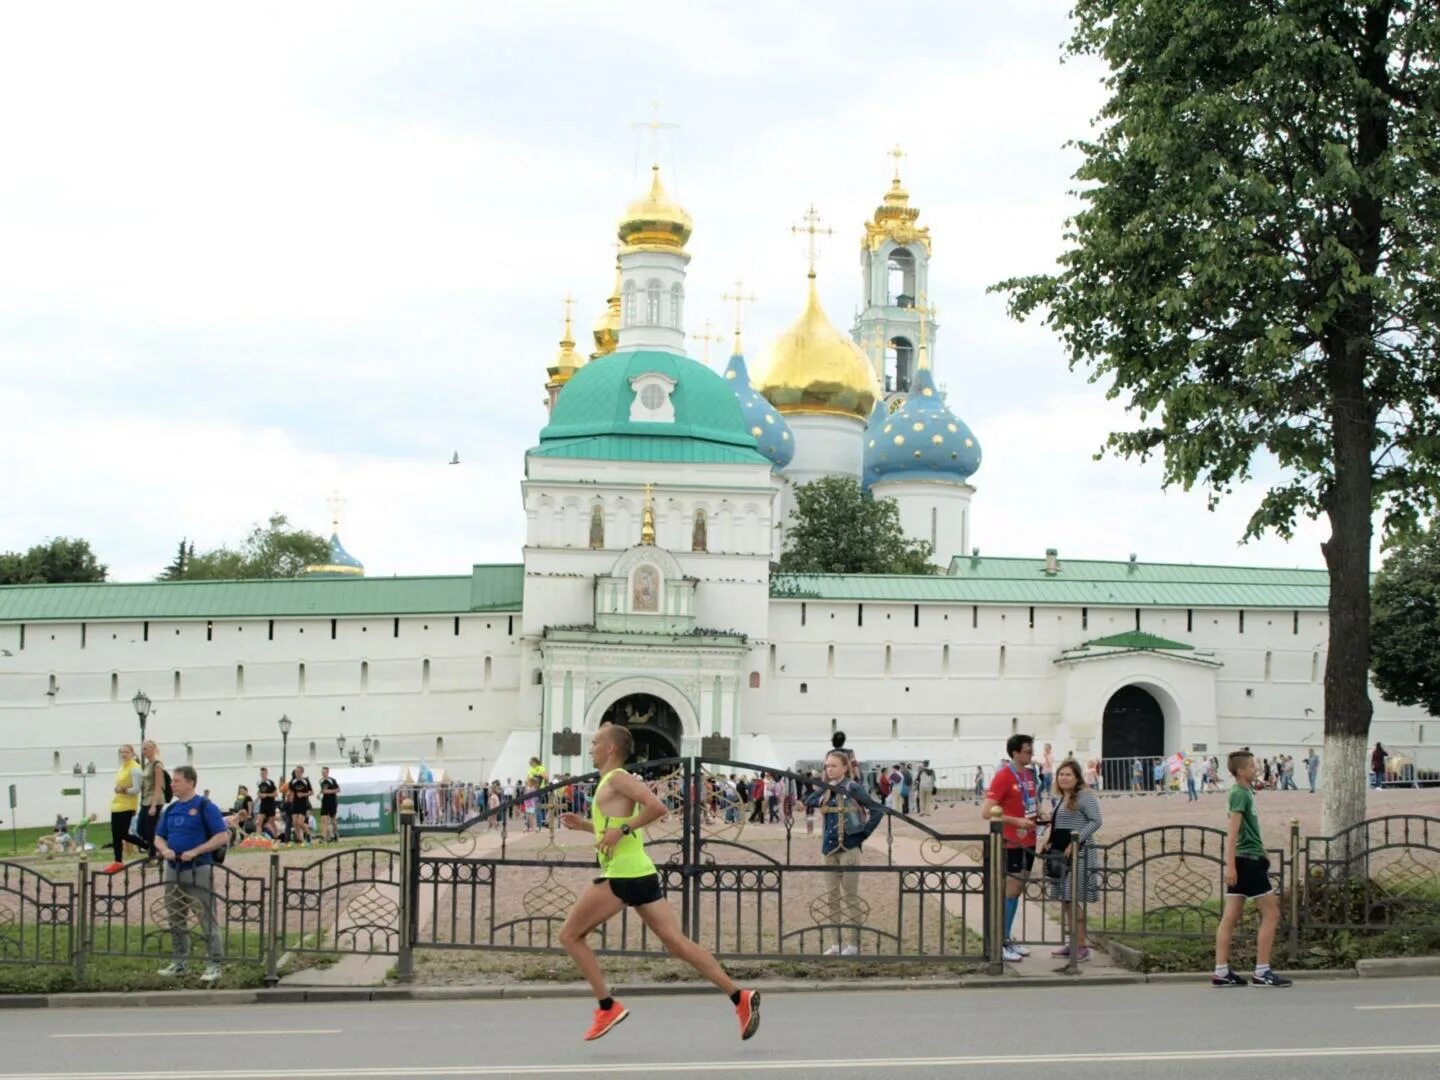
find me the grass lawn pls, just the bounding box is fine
[0,926,272,994]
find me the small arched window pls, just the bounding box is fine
[589,505,605,549]
[645,279,662,324]
[669,283,684,328]
[622,280,637,326]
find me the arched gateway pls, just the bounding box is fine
[1101,684,1165,789]
[599,692,684,764]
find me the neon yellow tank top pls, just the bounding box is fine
[591,769,656,879]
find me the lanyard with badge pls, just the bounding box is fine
[1005,761,1037,819]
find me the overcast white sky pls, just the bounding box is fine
[0,2,1365,582]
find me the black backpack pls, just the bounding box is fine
[162,769,173,804]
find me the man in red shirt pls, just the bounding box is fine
[981,734,1043,962]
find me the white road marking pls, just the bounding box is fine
[49,1029,342,1040]
[5,1043,1440,1078]
[1354,1003,1440,1010]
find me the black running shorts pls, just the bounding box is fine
[1004,846,1036,876]
[1226,855,1272,899]
[596,873,665,907]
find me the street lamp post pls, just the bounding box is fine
[132,689,151,746]
[279,714,292,780]
[72,762,96,845]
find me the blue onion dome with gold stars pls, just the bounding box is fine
[724,346,794,469]
[864,349,980,485]
[304,533,365,578]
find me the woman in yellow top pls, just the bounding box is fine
[555,724,759,1044]
[105,744,142,873]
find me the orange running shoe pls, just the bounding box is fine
[583,1001,629,1041]
[735,989,761,1040]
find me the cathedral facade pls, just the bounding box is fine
[0,159,1427,825]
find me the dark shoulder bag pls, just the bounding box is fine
[1042,798,1074,880]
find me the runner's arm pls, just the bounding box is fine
[604,770,670,832]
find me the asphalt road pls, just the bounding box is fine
[2,978,1439,1079]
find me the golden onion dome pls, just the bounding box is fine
[591,258,622,358]
[618,164,693,251]
[547,306,585,387]
[756,275,879,420]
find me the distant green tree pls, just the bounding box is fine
[1372,528,1440,717]
[779,476,935,575]
[181,514,329,580]
[156,539,194,581]
[0,537,108,584]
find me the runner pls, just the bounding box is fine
[556,724,760,1043]
[256,768,279,840]
[319,766,341,842]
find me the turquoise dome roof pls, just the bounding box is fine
[864,357,981,485]
[539,349,760,452]
[723,349,794,469]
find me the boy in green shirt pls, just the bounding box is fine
[1213,750,1292,987]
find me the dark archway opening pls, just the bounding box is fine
[1101,685,1165,791]
[599,693,683,766]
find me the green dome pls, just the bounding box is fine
[539,350,759,450]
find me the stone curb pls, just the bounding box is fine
[5,967,1408,1009]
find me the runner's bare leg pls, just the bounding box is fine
[635,898,737,995]
[558,883,626,999]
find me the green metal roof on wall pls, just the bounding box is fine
[529,434,769,465]
[1082,631,1194,650]
[0,564,524,622]
[945,554,1329,587]
[772,564,1330,608]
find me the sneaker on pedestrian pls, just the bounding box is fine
[1211,969,1247,987]
[735,989,761,1041]
[1251,969,1293,988]
[1077,947,1091,961]
[583,1001,628,1041]
[200,964,223,985]
[840,944,858,956]
[1051,944,1070,957]
[102,862,124,875]
[823,944,842,956]
[156,962,188,977]
[1006,941,1030,956]
[1002,945,1025,962]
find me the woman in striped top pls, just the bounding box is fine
[1046,760,1103,960]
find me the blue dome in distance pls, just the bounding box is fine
[864,351,980,485]
[724,348,794,469]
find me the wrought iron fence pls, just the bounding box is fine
[2,786,1435,980]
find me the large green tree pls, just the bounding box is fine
[0,537,108,584]
[778,476,935,575]
[178,514,329,580]
[1371,527,1440,717]
[995,1,1440,832]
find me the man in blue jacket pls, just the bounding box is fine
[805,750,884,956]
[153,765,229,983]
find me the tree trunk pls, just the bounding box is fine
[1320,368,1376,838]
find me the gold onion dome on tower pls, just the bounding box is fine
[757,275,879,420]
[547,301,585,387]
[591,258,622,358]
[618,164,693,251]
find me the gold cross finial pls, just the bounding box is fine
[327,490,345,534]
[640,483,656,546]
[561,293,575,344]
[690,319,726,364]
[913,292,936,351]
[630,101,679,163]
[889,144,907,182]
[720,277,757,350]
[791,204,833,278]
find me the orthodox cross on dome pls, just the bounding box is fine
[791,204,833,278]
[560,293,576,341]
[720,277,757,350]
[327,490,346,534]
[913,293,936,350]
[690,319,725,364]
[630,101,679,164]
[889,143,907,182]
